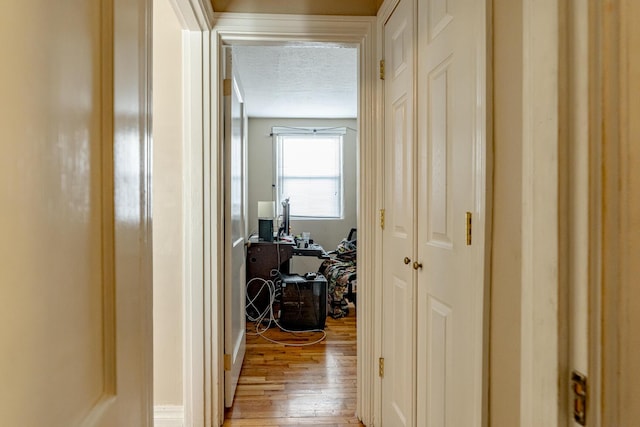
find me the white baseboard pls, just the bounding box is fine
[154,405,184,427]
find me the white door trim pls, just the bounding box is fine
[521,0,562,425]
[211,12,377,426]
[560,1,600,426]
[166,1,214,426]
[182,31,208,427]
[168,0,214,31]
[374,5,400,425]
[154,405,185,427]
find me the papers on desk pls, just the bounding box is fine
[292,244,329,259]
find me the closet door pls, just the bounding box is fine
[415,0,487,425]
[380,0,416,425]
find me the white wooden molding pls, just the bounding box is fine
[211,13,376,45]
[520,0,561,426]
[474,0,491,424]
[355,16,378,427]
[154,405,185,427]
[168,0,214,31]
[182,29,208,427]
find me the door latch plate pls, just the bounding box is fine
[571,370,587,425]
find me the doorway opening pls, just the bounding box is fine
[221,42,362,424]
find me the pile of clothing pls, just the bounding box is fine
[319,238,357,319]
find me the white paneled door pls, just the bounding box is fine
[381,0,416,425]
[0,0,154,425]
[415,0,487,425]
[224,47,248,408]
[382,0,487,425]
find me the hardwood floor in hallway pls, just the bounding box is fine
[223,304,364,427]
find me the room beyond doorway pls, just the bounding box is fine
[221,41,361,416]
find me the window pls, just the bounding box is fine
[274,128,345,219]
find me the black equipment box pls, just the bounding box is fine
[279,274,327,330]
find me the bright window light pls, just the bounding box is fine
[275,133,344,219]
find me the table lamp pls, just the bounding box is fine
[257,201,275,242]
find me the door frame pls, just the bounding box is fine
[165,1,214,426]
[520,0,604,425]
[211,12,377,426]
[520,0,563,425]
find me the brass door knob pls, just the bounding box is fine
[404,257,411,265]
[413,261,423,270]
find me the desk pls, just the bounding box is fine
[246,236,328,281]
[245,237,328,319]
[246,239,293,281]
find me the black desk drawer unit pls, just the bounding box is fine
[246,242,293,318]
[246,241,293,280]
[279,274,327,330]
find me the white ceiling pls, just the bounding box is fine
[231,45,358,119]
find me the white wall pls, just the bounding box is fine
[490,0,522,424]
[152,0,184,406]
[247,118,358,273]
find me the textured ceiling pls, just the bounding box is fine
[232,45,358,119]
[211,0,382,16]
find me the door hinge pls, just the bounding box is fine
[571,370,587,425]
[380,209,385,230]
[223,78,232,96]
[466,212,472,245]
[379,357,385,377]
[224,354,232,371]
[379,59,385,80]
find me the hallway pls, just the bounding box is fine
[223,305,363,426]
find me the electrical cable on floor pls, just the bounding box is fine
[245,274,326,347]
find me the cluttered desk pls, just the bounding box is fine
[245,234,328,280]
[247,199,331,329]
[245,235,329,330]
[250,197,328,277]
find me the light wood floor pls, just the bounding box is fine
[224,304,364,427]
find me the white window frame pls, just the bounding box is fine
[272,126,346,220]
